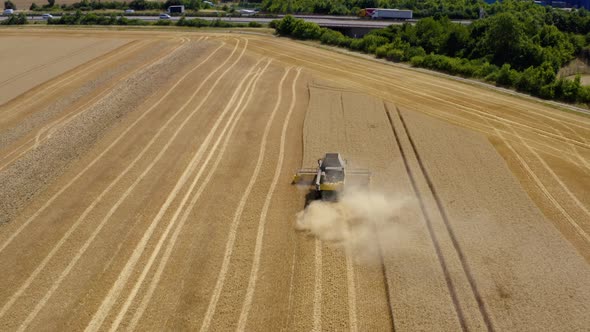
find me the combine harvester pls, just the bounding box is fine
[293,153,370,202]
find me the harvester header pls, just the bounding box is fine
[292,153,370,201]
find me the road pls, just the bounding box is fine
[2,14,472,28]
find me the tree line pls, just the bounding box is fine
[271,3,590,105]
[45,11,263,27]
[258,0,483,19]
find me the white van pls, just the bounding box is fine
[3,8,14,15]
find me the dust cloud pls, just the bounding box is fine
[295,188,411,263]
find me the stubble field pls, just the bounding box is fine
[0,28,589,331]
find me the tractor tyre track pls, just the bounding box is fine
[8,40,233,331]
[0,40,225,254]
[385,106,468,332]
[0,40,230,327]
[237,68,302,331]
[0,39,186,173]
[83,42,254,332]
[123,63,271,332]
[249,41,590,150]
[392,106,494,332]
[113,59,272,332]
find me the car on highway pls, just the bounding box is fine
[124,9,135,14]
[239,9,255,16]
[2,8,14,15]
[159,13,171,19]
[42,13,53,19]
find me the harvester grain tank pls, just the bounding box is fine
[370,8,413,20]
[292,153,370,201]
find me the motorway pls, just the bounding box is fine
[2,14,472,28]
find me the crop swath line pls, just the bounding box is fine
[196,63,285,332]
[393,106,495,332]
[236,68,303,331]
[0,39,224,256]
[483,118,590,245]
[0,40,230,328]
[258,38,590,130]
[249,42,590,149]
[83,40,253,332]
[117,59,272,332]
[384,104,467,332]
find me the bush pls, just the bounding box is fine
[154,19,173,26]
[177,17,209,27]
[386,49,405,62]
[267,13,590,106]
[354,34,389,53]
[405,46,426,60]
[319,28,346,46]
[374,44,392,58]
[410,56,425,66]
[539,83,555,99]
[473,61,498,78]
[248,21,262,28]
[275,14,296,35]
[291,20,322,40]
[0,12,27,24]
[495,64,521,87]
[577,85,590,103]
[554,76,581,102]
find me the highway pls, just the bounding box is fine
[1,13,472,28]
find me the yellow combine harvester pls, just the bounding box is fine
[292,153,370,201]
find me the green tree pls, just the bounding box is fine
[276,14,297,35]
[443,23,469,57]
[482,12,526,66]
[4,0,15,9]
[129,0,147,10]
[1,12,27,24]
[414,17,445,53]
[47,0,54,7]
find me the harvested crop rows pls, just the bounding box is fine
[0,29,589,331]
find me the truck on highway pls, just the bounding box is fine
[167,5,185,14]
[366,8,413,20]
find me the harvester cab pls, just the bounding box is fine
[292,153,370,202]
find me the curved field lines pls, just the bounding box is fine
[0,29,589,332]
[247,36,590,261]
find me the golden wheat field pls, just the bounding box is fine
[0,28,589,331]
